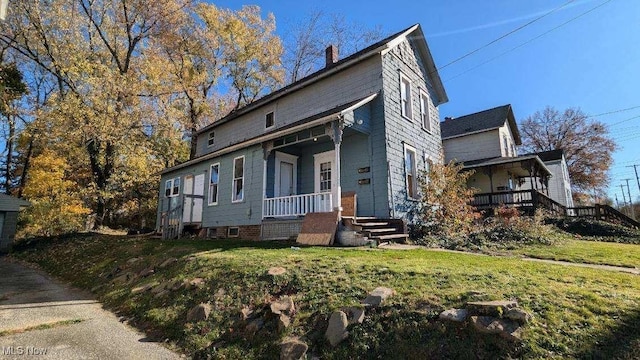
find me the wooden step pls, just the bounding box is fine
[363,228,398,234]
[370,234,409,241]
[356,222,390,227]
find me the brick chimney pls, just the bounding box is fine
[325,45,338,67]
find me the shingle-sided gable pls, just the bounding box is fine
[441,104,521,145]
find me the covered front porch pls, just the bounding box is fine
[260,121,361,219]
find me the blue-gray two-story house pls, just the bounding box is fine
[156,24,448,240]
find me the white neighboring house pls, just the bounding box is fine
[441,105,575,213]
[522,149,575,208]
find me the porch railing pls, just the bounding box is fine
[263,192,333,218]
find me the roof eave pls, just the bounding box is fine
[408,25,448,105]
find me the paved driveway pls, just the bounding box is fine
[0,257,182,360]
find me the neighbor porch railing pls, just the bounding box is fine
[263,192,333,218]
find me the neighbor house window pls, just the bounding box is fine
[207,131,215,147]
[232,156,245,202]
[208,163,219,205]
[165,177,180,197]
[265,111,275,129]
[420,91,430,131]
[400,74,412,119]
[404,144,418,199]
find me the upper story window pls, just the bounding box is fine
[404,144,418,200]
[265,111,275,129]
[232,156,245,202]
[208,163,220,205]
[503,135,510,157]
[207,131,215,147]
[420,91,430,132]
[400,74,412,119]
[165,177,180,197]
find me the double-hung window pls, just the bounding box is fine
[265,111,275,129]
[232,156,245,202]
[400,75,412,119]
[208,163,219,205]
[404,144,418,199]
[420,91,430,131]
[207,131,215,147]
[165,177,180,197]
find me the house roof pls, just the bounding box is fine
[441,104,522,144]
[0,193,30,212]
[526,149,565,162]
[197,23,448,135]
[161,93,378,175]
[460,154,550,175]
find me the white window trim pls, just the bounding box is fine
[208,163,220,206]
[232,156,245,203]
[404,144,418,200]
[313,150,335,193]
[274,151,298,197]
[265,109,276,130]
[399,73,413,120]
[419,90,431,132]
[207,131,215,147]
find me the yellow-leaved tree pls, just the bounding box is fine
[19,151,90,237]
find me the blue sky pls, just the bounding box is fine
[214,0,640,203]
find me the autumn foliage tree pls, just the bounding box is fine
[0,0,283,230]
[519,106,617,202]
[417,161,479,236]
[20,151,91,237]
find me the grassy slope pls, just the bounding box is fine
[498,238,640,269]
[10,234,640,359]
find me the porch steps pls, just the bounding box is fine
[344,217,409,245]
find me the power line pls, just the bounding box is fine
[444,0,615,83]
[437,0,576,71]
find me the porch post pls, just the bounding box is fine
[330,119,344,212]
[262,141,274,219]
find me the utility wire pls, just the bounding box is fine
[437,0,576,71]
[444,0,615,83]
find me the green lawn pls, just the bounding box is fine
[497,238,640,269]
[9,234,640,359]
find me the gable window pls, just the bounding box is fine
[265,111,275,129]
[208,163,220,205]
[232,156,245,202]
[400,74,412,119]
[207,131,215,147]
[165,177,180,197]
[420,91,430,131]
[404,144,418,199]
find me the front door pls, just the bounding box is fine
[314,150,335,210]
[279,162,294,196]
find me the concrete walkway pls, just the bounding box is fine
[377,243,639,275]
[0,257,182,360]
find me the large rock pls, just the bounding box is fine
[343,307,365,325]
[270,296,296,316]
[363,287,394,307]
[325,311,349,347]
[278,314,291,332]
[111,272,135,285]
[439,308,469,322]
[280,338,308,360]
[187,278,206,290]
[466,300,517,317]
[131,284,153,294]
[470,316,523,342]
[504,308,532,324]
[138,267,155,278]
[187,303,212,322]
[268,267,287,276]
